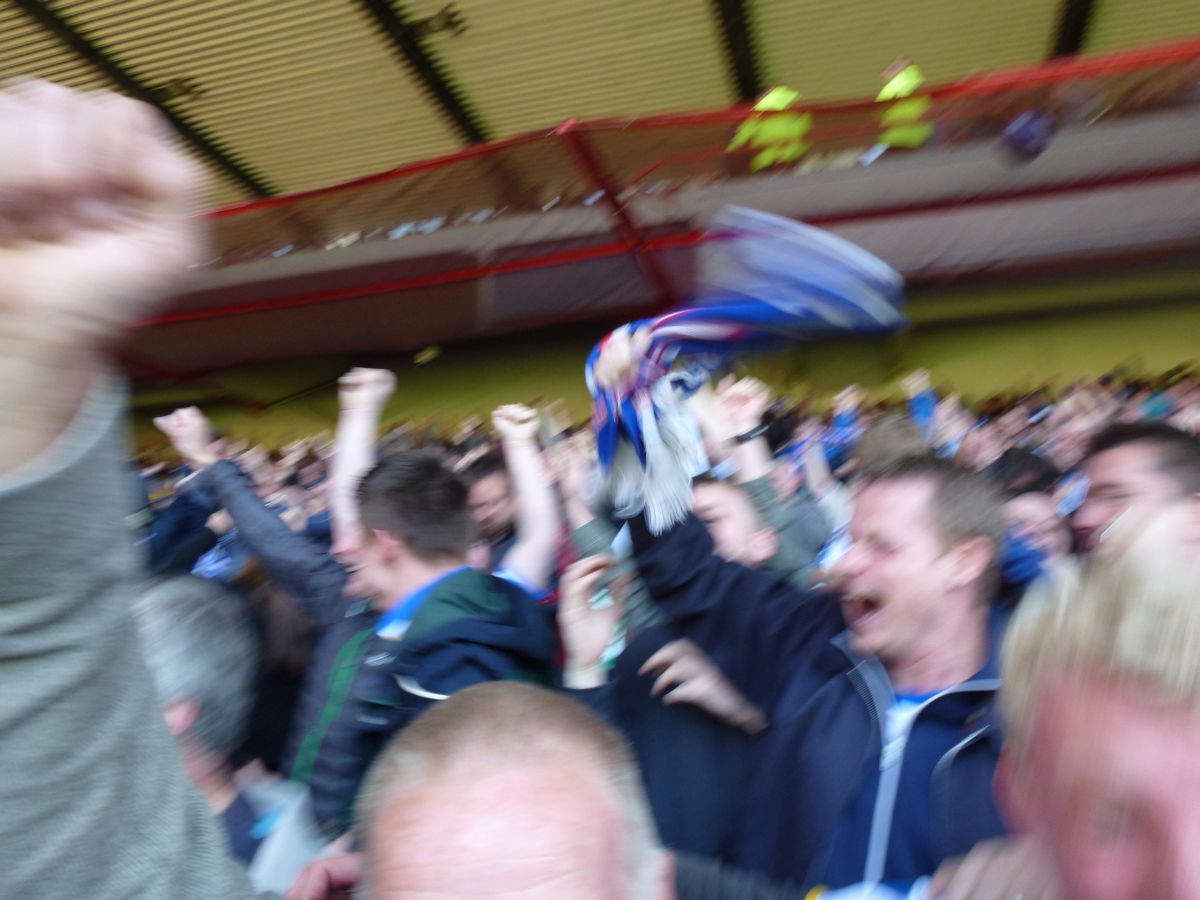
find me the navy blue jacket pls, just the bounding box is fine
[575,625,754,859]
[345,569,559,834]
[628,513,1008,888]
[193,461,377,836]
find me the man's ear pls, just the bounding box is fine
[947,536,994,590]
[371,528,405,565]
[749,527,779,568]
[162,698,199,739]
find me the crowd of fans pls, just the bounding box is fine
[4,82,1200,900]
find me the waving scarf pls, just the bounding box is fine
[586,206,905,533]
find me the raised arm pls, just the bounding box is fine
[0,81,253,898]
[708,376,814,583]
[155,407,350,626]
[493,404,562,593]
[625,511,835,710]
[549,432,664,633]
[589,339,835,709]
[329,367,396,556]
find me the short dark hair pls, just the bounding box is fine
[358,451,470,560]
[460,450,508,487]
[987,448,1060,498]
[854,413,929,477]
[1087,422,1200,495]
[867,456,1005,595]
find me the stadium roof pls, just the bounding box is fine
[3,0,1198,208]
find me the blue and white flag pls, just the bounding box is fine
[586,206,905,533]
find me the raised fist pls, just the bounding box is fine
[337,367,396,413]
[491,403,539,444]
[153,406,222,469]
[0,81,206,348]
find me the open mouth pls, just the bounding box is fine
[842,595,883,630]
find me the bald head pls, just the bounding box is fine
[357,683,670,900]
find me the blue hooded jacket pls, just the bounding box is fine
[343,568,559,834]
[627,513,1009,889]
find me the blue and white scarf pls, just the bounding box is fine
[586,207,905,533]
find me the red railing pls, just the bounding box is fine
[203,38,1200,266]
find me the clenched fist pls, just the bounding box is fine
[0,80,206,348]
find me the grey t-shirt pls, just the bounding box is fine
[0,379,256,898]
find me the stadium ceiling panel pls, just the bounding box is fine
[1086,0,1200,51]
[403,0,735,133]
[755,0,1062,100]
[1,0,1194,210]
[53,0,462,198]
[1,0,252,206]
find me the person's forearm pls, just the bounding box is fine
[803,441,836,498]
[499,437,562,590]
[564,493,599,531]
[729,435,774,484]
[570,519,664,634]
[330,406,383,546]
[199,461,347,625]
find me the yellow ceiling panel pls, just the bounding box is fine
[0,4,112,90]
[1086,0,1200,51]
[755,0,1060,100]
[54,0,460,194]
[406,0,734,134]
[7,0,1197,216]
[0,3,246,207]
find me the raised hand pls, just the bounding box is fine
[833,384,864,414]
[557,556,626,688]
[715,375,773,438]
[491,403,539,444]
[902,368,933,398]
[0,81,207,471]
[0,80,205,346]
[337,367,396,413]
[592,325,652,392]
[153,406,223,469]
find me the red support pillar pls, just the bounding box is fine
[557,120,680,309]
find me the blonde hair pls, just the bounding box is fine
[1001,504,1200,761]
[356,682,663,898]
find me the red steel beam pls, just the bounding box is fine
[142,158,1200,329]
[134,231,704,329]
[203,39,1200,223]
[555,120,680,308]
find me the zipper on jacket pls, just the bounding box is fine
[855,675,1000,885]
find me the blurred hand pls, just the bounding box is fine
[206,509,234,537]
[549,433,596,501]
[285,853,363,900]
[280,503,309,533]
[492,403,539,444]
[930,836,1060,900]
[557,556,625,686]
[593,325,652,392]
[639,639,768,734]
[902,369,932,398]
[833,384,864,414]
[0,80,204,347]
[338,367,395,413]
[153,407,222,469]
[715,375,773,439]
